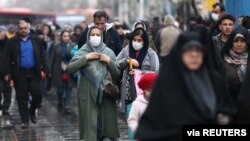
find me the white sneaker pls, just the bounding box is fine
[0,110,2,116]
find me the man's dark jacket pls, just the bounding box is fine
[0,37,9,77]
[5,34,49,80]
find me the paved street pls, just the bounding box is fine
[0,88,129,141]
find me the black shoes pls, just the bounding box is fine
[57,103,63,111]
[2,111,9,116]
[64,108,71,115]
[30,114,37,124]
[21,122,29,129]
[29,108,37,124]
[58,102,71,115]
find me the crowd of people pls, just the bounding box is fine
[1,2,250,141]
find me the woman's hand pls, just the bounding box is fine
[129,69,142,75]
[132,59,139,67]
[129,59,139,67]
[99,54,111,63]
[129,69,136,75]
[61,62,68,71]
[86,52,100,60]
[4,75,10,81]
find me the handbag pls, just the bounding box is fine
[103,83,120,99]
[124,74,137,104]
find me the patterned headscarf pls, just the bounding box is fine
[225,49,248,82]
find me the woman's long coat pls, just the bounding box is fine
[68,45,120,141]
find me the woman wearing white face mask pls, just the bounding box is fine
[117,27,159,140]
[67,25,121,141]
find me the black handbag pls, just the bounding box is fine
[124,73,137,104]
[103,83,120,99]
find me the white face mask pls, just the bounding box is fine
[90,35,101,47]
[132,41,143,50]
[211,13,219,21]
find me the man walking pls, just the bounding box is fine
[212,13,235,54]
[5,20,48,129]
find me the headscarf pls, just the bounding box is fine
[128,27,149,69]
[60,30,70,63]
[163,15,176,27]
[225,49,248,82]
[190,24,234,116]
[189,24,224,74]
[222,26,250,82]
[221,26,250,57]
[132,21,146,31]
[71,25,116,102]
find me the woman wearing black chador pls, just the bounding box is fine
[134,32,233,141]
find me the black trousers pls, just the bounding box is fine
[0,78,12,114]
[14,72,42,123]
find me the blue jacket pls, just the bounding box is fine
[78,23,122,56]
[70,44,78,57]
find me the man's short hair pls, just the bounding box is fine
[213,2,225,12]
[19,18,31,26]
[18,18,30,28]
[218,13,235,25]
[93,10,109,21]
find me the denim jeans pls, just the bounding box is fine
[126,103,135,140]
[57,87,72,108]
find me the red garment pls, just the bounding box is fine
[61,73,69,80]
[138,73,157,91]
[136,51,140,58]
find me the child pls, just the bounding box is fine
[127,72,157,140]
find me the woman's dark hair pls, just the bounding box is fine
[43,24,54,39]
[131,28,147,43]
[74,24,83,32]
[88,26,102,36]
[60,30,70,40]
